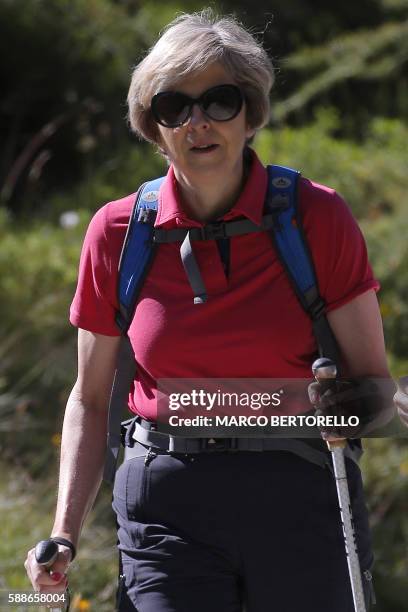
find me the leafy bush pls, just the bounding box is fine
[255,110,408,219]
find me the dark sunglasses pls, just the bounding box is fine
[150,84,244,128]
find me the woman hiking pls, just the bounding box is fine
[25,10,395,611]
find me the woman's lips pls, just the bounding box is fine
[190,144,219,154]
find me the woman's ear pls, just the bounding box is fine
[246,125,256,141]
[245,125,257,146]
[155,141,170,163]
[154,131,170,161]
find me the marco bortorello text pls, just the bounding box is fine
[167,414,360,428]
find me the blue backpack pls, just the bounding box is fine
[103,164,341,483]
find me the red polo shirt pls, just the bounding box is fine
[70,150,379,420]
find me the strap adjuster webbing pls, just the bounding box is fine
[153,215,275,244]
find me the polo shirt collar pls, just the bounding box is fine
[155,148,267,228]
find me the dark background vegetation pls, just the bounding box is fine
[0,1,407,610]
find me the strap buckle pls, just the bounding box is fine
[137,207,157,224]
[201,222,227,240]
[200,437,238,452]
[308,297,326,320]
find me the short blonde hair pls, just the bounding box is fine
[127,9,274,144]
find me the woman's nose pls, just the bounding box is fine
[187,103,210,129]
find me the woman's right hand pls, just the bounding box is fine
[24,542,72,594]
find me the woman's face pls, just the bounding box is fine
[154,62,255,183]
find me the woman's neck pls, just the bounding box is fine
[175,153,250,223]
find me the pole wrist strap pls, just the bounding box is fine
[50,537,76,562]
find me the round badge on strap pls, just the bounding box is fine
[142,190,159,202]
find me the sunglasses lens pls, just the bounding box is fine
[202,85,243,121]
[152,92,190,127]
[151,85,243,127]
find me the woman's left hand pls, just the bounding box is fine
[308,377,396,439]
[394,376,408,427]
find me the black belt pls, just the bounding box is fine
[120,417,347,469]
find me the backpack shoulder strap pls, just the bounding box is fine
[266,164,341,367]
[104,176,165,484]
[116,176,166,333]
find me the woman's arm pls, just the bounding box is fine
[326,289,390,378]
[50,329,121,546]
[310,289,395,439]
[25,329,121,591]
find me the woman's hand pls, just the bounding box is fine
[394,376,408,427]
[308,377,396,439]
[24,542,71,594]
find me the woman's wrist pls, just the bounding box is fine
[49,536,77,562]
[51,529,79,556]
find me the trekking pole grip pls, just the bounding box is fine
[35,539,59,568]
[312,356,337,392]
[312,356,347,448]
[34,539,71,612]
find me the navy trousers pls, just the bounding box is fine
[112,444,374,611]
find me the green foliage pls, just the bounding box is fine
[255,110,407,217]
[380,0,408,10]
[0,0,170,213]
[0,462,118,610]
[271,18,408,131]
[1,0,147,100]
[48,143,167,220]
[3,0,408,212]
[362,439,408,607]
[0,207,83,474]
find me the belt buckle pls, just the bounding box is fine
[201,437,237,452]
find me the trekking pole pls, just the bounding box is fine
[312,357,367,612]
[35,540,70,612]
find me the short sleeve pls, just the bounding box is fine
[298,178,379,313]
[70,195,134,335]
